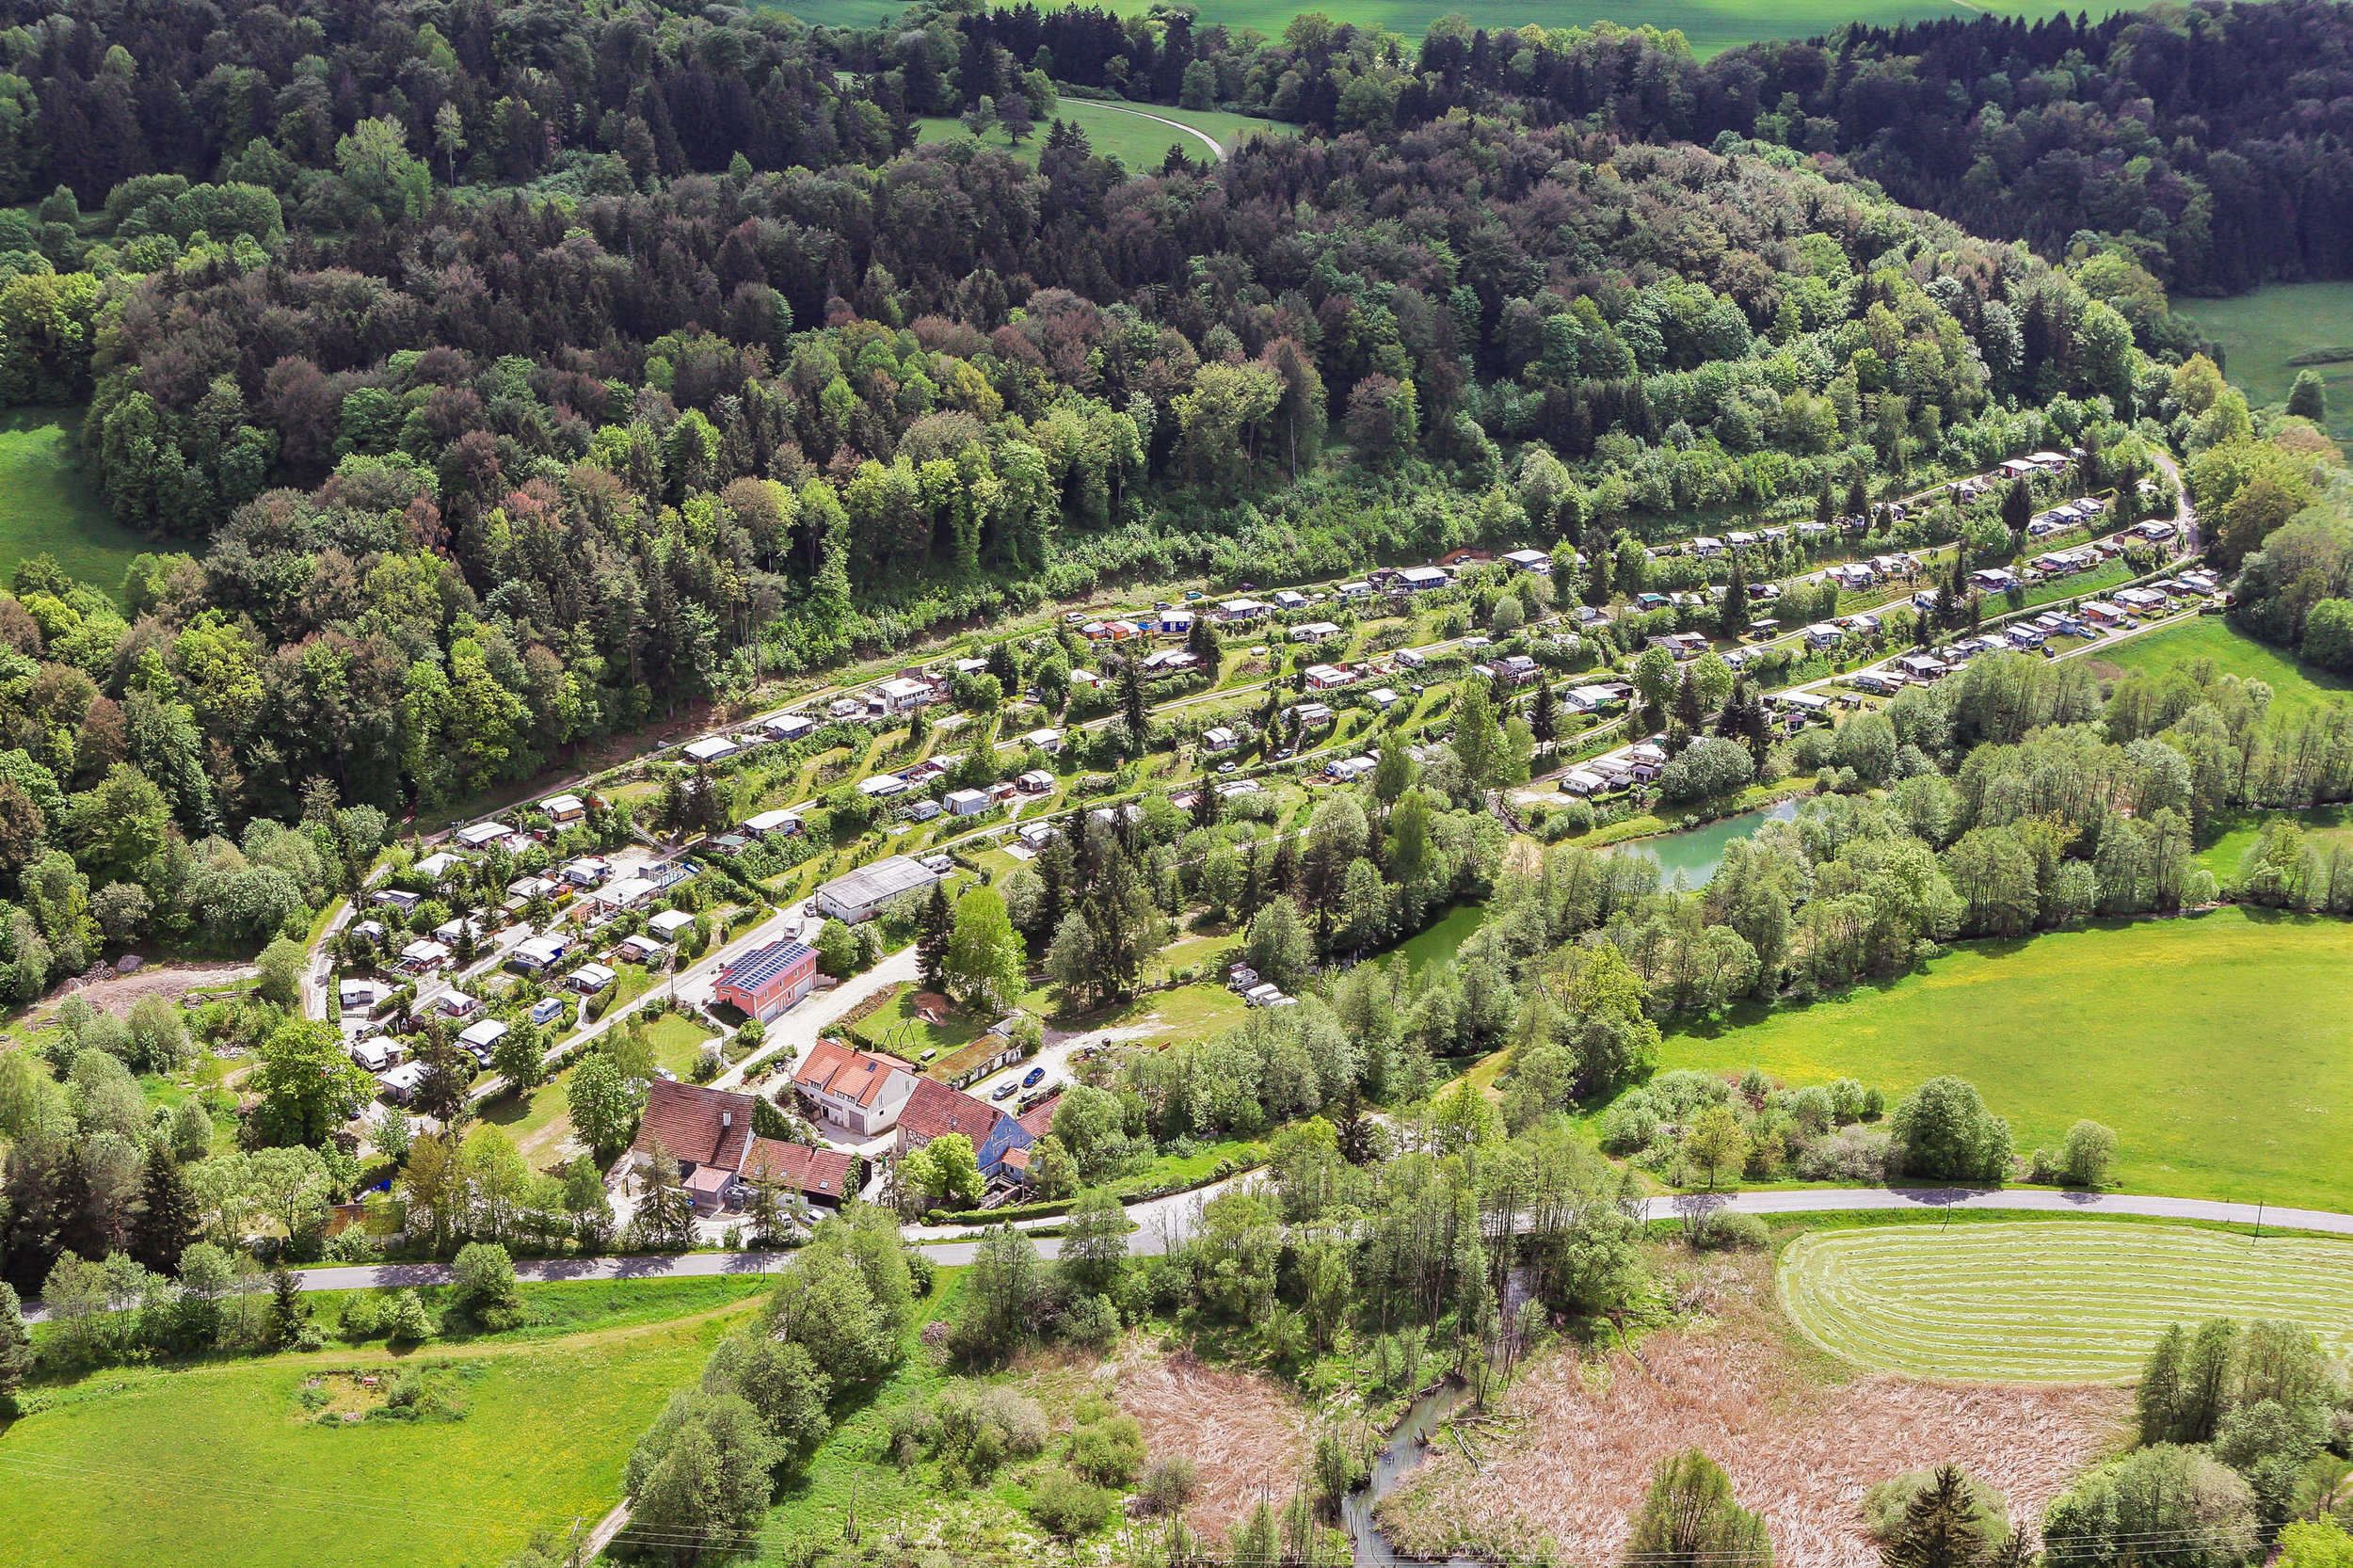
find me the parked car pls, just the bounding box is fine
[1021,1066,1046,1088]
[990,1080,1019,1101]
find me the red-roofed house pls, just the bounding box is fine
[894,1077,1034,1180]
[792,1039,919,1136]
[629,1080,857,1213]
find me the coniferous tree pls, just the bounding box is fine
[269,1265,308,1346]
[0,1280,30,1407]
[1117,656,1149,748]
[129,1148,198,1274]
[1881,1465,1990,1568]
[1191,774,1220,830]
[2137,1323,2186,1445]
[915,881,952,993]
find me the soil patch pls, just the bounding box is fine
[42,961,258,1019]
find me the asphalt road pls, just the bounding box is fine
[37,1183,2328,1318]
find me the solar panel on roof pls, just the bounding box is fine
[725,939,815,990]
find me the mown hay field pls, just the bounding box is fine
[1779,1222,2353,1382]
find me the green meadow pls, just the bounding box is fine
[2094,613,2353,725]
[0,1287,761,1568]
[0,408,151,603]
[1661,906,2353,1213]
[916,97,1289,168]
[775,0,2114,56]
[2176,280,2353,443]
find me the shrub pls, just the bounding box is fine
[450,1241,523,1330]
[337,1294,386,1341]
[1864,1466,2009,1544]
[1138,1453,1199,1516]
[1690,1210,1769,1251]
[1066,1412,1145,1488]
[1796,1124,1893,1182]
[1057,1292,1119,1351]
[1029,1466,1115,1538]
[1889,1076,2013,1182]
[382,1289,432,1343]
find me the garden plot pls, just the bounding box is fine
[1779,1222,2353,1382]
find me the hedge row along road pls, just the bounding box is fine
[24,1180,2340,1318]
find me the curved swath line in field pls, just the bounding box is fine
[1777,1223,2353,1380]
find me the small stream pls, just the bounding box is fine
[1340,1380,1487,1567]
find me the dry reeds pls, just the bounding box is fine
[1382,1256,2130,1567]
[1116,1350,1309,1535]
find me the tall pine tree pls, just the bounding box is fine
[916,881,952,993]
[129,1148,199,1273]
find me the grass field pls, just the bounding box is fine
[1779,1221,2353,1381]
[0,408,150,602]
[2092,615,2352,724]
[774,0,2107,54]
[2193,805,2353,880]
[0,1290,759,1567]
[915,98,1289,168]
[2176,281,2353,443]
[1661,906,2353,1212]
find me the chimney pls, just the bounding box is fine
[721,1111,731,1128]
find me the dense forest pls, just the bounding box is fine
[0,0,2159,830]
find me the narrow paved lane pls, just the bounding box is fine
[27,1182,2328,1319]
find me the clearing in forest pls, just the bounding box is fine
[1779,1222,2353,1382]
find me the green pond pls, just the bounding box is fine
[1394,803,1801,972]
[1610,799,1800,887]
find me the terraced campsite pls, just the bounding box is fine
[1778,1223,2353,1383]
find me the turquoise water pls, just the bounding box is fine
[1394,903,1486,972]
[1609,799,1799,888]
[1386,804,1797,973]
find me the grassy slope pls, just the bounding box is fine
[1778,1221,2353,1380]
[1661,906,2353,1212]
[2175,280,2353,443]
[915,98,1289,168]
[0,408,150,603]
[773,0,2103,54]
[0,1289,760,1568]
[2092,614,2353,725]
